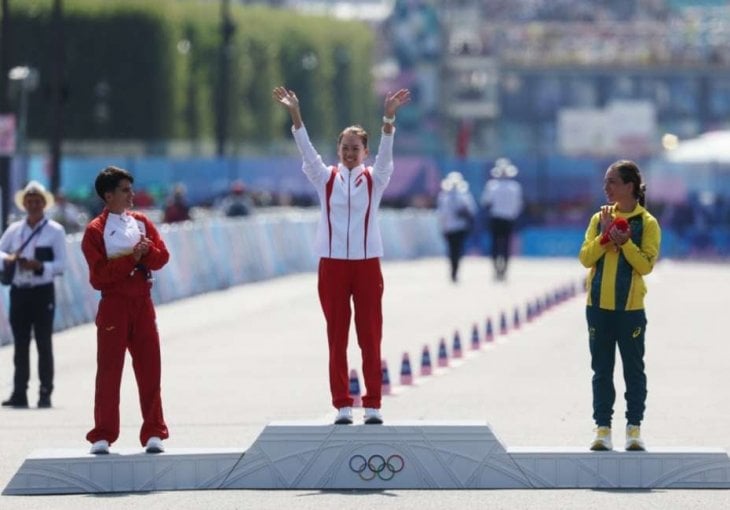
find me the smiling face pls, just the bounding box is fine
[104,178,135,213]
[337,129,368,170]
[603,167,634,206]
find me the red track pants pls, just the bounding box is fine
[318,257,383,409]
[86,295,168,446]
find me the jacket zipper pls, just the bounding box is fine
[346,169,351,258]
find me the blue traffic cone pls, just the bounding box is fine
[381,359,391,396]
[470,323,480,351]
[349,369,362,408]
[512,307,521,330]
[499,311,508,335]
[437,338,449,367]
[400,352,413,385]
[452,330,463,358]
[420,345,433,376]
[485,317,494,343]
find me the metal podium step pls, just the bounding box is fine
[4,422,730,494]
[2,448,243,495]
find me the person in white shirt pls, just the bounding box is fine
[480,158,523,281]
[273,85,410,426]
[437,171,477,282]
[0,181,67,409]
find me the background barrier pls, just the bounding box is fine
[0,209,444,346]
[0,206,709,347]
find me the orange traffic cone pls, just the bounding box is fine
[400,352,413,385]
[381,359,391,396]
[485,317,494,343]
[452,330,463,358]
[499,311,508,335]
[349,369,362,407]
[420,345,432,376]
[437,338,449,367]
[470,323,480,350]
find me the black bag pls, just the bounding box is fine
[1,220,48,286]
[0,259,16,285]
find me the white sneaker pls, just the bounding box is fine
[590,426,612,451]
[145,436,165,454]
[90,440,109,455]
[625,424,646,451]
[334,407,353,425]
[363,407,383,425]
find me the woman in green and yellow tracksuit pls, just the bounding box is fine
[579,160,661,451]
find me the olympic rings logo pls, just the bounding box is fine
[349,454,405,481]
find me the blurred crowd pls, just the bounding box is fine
[6,172,730,259]
[445,1,730,66]
[6,180,272,232]
[386,0,730,67]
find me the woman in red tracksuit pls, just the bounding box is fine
[273,86,411,425]
[82,166,170,454]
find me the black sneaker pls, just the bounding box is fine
[37,393,52,409]
[2,393,29,409]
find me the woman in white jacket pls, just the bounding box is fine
[437,171,477,282]
[273,86,410,426]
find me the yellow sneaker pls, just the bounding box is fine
[590,426,613,451]
[625,424,646,451]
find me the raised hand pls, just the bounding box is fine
[272,86,303,129]
[384,89,411,117]
[272,86,300,111]
[599,205,613,236]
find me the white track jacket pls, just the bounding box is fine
[293,125,394,260]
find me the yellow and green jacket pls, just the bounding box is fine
[579,204,661,311]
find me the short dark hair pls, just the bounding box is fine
[95,166,134,200]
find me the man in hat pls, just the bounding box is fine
[0,181,67,408]
[480,158,523,281]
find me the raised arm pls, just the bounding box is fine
[382,89,411,135]
[273,86,303,130]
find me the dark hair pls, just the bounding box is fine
[337,125,368,149]
[609,159,646,207]
[95,166,134,200]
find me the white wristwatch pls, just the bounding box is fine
[382,115,396,125]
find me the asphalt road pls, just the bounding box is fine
[1,256,729,509]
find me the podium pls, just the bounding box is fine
[5,422,730,494]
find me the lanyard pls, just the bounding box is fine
[16,219,48,256]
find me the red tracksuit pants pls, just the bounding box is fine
[86,295,168,446]
[318,257,383,409]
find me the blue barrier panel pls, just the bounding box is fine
[0,209,713,346]
[520,227,585,257]
[0,209,442,345]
